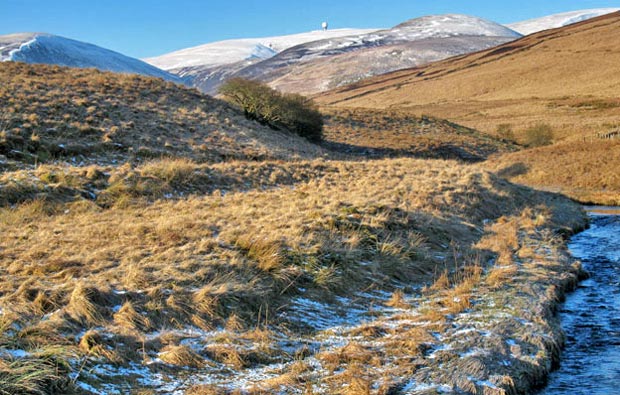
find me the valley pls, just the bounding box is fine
[0,5,618,395]
[318,11,620,206]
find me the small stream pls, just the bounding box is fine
[539,207,620,394]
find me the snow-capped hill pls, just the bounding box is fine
[0,32,182,83]
[246,14,520,68]
[177,14,521,95]
[144,28,380,70]
[507,8,620,35]
[233,14,520,83]
[391,14,521,39]
[247,44,278,61]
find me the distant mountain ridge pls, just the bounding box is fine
[144,28,380,70]
[0,32,182,83]
[143,8,619,96]
[2,8,616,95]
[157,14,521,95]
[507,8,620,35]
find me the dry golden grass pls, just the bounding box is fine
[0,62,327,167]
[2,154,579,392]
[384,290,410,309]
[159,345,205,368]
[322,108,515,161]
[485,139,620,204]
[317,13,620,204]
[0,61,589,393]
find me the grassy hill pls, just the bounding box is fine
[0,62,585,394]
[322,108,516,161]
[317,12,620,204]
[486,139,620,205]
[0,62,327,167]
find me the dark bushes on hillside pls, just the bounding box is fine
[524,123,554,147]
[219,78,323,142]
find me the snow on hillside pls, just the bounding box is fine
[0,33,182,83]
[507,8,620,35]
[163,14,522,95]
[143,28,380,70]
[237,14,521,71]
[390,14,522,40]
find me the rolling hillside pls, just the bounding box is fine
[152,15,520,95]
[318,12,620,137]
[318,11,620,204]
[507,7,620,34]
[144,28,379,70]
[0,62,586,394]
[0,33,182,83]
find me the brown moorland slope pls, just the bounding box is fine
[322,108,516,161]
[318,12,620,204]
[0,62,327,167]
[0,63,587,393]
[486,139,620,205]
[318,11,620,140]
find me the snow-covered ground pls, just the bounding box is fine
[258,14,520,65]
[390,14,521,40]
[507,8,620,35]
[0,33,182,83]
[144,28,380,70]
[157,14,522,95]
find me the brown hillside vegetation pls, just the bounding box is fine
[0,62,587,394]
[318,11,620,140]
[0,62,327,166]
[486,139,620,205]
[322,108,516,161]
[318,12,620,204]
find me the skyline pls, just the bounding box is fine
[2,1,619,58]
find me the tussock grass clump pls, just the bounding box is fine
[384,290,410,309]
[113,301,152,331]
[486,264,519,288]
[159,345,205,368]
[0,357,71,395]
[78,330,124,364]
[185,384,226,395]
[204,345,246,369]
[233,235,284,273]
[66,283,116,327]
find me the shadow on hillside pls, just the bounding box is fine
[322,140,484,162]
[496,162,529,178]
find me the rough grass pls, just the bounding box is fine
[485,139,620,205]
[0,155,585,393]
[316,13,620,204]
[322,108,516,161]
[0,62,327,167]
[0,61,589,394]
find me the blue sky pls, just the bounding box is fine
[1,0,619,58]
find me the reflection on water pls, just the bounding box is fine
[538,209,620,394]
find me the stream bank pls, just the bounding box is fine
[538,208,620,395]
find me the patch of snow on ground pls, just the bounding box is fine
[1,349,30,358]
